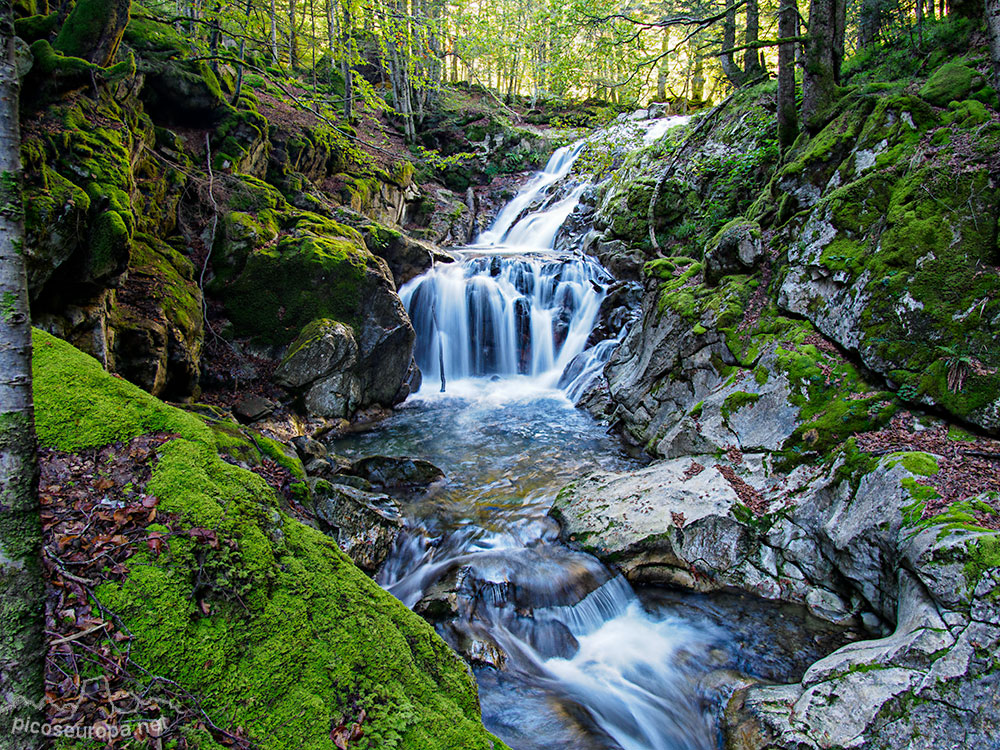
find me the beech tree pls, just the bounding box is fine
[0,0,44,745]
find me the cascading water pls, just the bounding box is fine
[333,115,798,749]
[400,140,611,391]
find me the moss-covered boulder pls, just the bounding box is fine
[123,17,229,126]
[704,218,763,285]
[31,328,506,750]
[918,62,987,107]
[109,235,204,399]
[54,0,130,67]
[776,93,1000,432]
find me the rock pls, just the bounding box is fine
[311,479,403,574]
[290,436,328,462]
[342,455,445,491]
[274,319,358,390]
[232,397,276,423]
[304,372,364,419]
[354,273,417,406]
[704,219,763,285]
[918,62,983,107]
[553,448,1000,748]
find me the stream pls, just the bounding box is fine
[330,122,849,749]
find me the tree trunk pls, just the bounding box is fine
[0,0,44,744]
[232,0,253,102]
[719,0,744,86]
[270,0,279,63]
[692,49,705,103]
[987,0,1000,90]
[209,0,221,75]
[342,1,354,121]
[744,0,766,78]
[656,27,670,101]
[777,0,799,149]
[289,0,299,69]
[858,0,881,47]
[802,0,839,130]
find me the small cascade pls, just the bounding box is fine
[476,141,587,247]
[401,255,611,388]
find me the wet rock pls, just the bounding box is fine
[553,454,1000,749]
[233,396,277,423]
[290,435,328,463]
[304,372,364,419]
[341,455,445,491]
[311,479,403,574]
[273,319,358,391]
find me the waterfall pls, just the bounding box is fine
[401,255,611,388]
[400,115,692,400]
[400,137,617,393]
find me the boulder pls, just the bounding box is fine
[552,450,1000,749]
[341,455,445,492]
[304,372,364,419]
[704,219,764,285]
[311,479,403,574]
[273,319,358,390]
[233,396,277,423]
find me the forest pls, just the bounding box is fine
[1,0,1000,746]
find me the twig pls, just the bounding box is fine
[49,623,109,646]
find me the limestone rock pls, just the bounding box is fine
[705,219,763,285]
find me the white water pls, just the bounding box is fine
[371,115,727,749]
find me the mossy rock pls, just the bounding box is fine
[222,231,372,346]
[14,13,58,42]
[54,0,130,66]
[31,329,506,750]
[124,17,229,126]
[22,162,90,298]
[918,62,985,108]
[108,235,204,398]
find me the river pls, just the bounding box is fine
[330,123,847,750]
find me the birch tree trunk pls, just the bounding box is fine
[270,0,279,63]
[0,1,44,744]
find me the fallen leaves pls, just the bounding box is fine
[38,432,256,749]
[715,463,767,515]
[854,412,1000,524]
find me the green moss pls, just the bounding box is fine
[124,235,203,336]
[15,13,58,41]
[886,451,940,477]
[54,0,125,62]
[223,232,371,345]
[32,329,208,451]
[721,391,761,421]
[89,209,131,279]
[963,534,1000,590]
[919,63,981,107]
[33,330,506,750]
